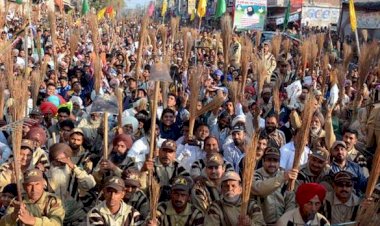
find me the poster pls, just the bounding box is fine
[233,0,267,31]
[301,6,340,26]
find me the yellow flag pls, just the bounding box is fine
[97,7,107,20]
[190,8,196,21]
[349,0,357,31]
[161,0,168,17]
[197,0,207,18]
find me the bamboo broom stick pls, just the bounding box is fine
[48,10,58,81]
[116,87,124,128]
[188,66,202,138]
[103,112,109,159]
[149,81,160,159]
[320,54,329,96]
[240,35,252,94]
[149,177,161,220]
[365,145,380,198]
[135,15,149,81]
[273,81,281,114]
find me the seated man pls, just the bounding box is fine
[87,176,142,225]
[205,171,266,226]
[0,169,65,225]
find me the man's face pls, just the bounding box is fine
[232,131,245,146]
[226,102,234,112]
[167,95,176,108]
[308,155,327,175]
[332,145,347,163]
[196,125,209,141]
[170,189,189,209]
[114,141,128,155]
[257,139,268,160]
[24,181,45,203]
[263,44,269,53]
[162,112,175,126]
[333,181,353,201]
[20,148,33,167]
[60,126,72,142]
[51,151,68,168]
[300,195,322,221]
[124,184,138,200]
[204,137,219,154]
[343,132,357,150]
[159,149,176,166]
[47,85,56,96]
[103,187,125,208]
[263,157,280,174]
[0,192,15,207]
[58,112,70,123]
[311,116,322,133]
[60,79,68,87]
[218,117,229,129]
[206,165,225,180]
[221,180,242,198]
[265,117,277,134]
[69,134,83,150]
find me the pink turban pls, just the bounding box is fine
[112,134,133,150]
[26,127,47,146]
[296,183,327,207]
[40,102,58,115]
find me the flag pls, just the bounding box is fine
[147,1,155,17]
[82,0,90,15]
[197,0,207,18]
[55,0,64,13]
[16,0,23,4]
[161,0,167,17]
[190,8,196,21]
[97,7,107,20]
[349,0,357,31]
[283,0,290,31]
[215,0,226,18]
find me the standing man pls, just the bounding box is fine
[262,113,286,149]
[223,123,248,171]
[0,169,65,225]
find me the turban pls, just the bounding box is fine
[121,115,139,134]
[47,95,61,107]
[112,134,133,150]
[244,86,255,95]
[70,96,84,109]
[296,183,326,207]
[49,143,73,161]
[26,127,47,146]
[313,111,325,127]
[40,102,58,115]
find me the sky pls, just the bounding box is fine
[124,0,152,9]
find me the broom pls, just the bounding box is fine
[288,92,315,191]
[282,38,291,57]
[221,14,232,79]
[273,81,281,115]
[30,69,43,108]
[255,30,262,53]
[195,91,225,117]
[300,39,310,77]
[88,13,100,54]
[159,25,168,57]
[48,10,58,80]
[320,54,329,96]
[362,29,368,43]
[149,176,161,221]
[115,86,124,128]
[240,35,253,94]
[170,17,180,45]
[135,15,149,81]
[308,36,319,73]
[36,32,42,65]
[182,29,193,68]
[271,34,282,60]
[69,29,79,64]
[94,55,102,95]
[149,28,157,56]
[214,32,221,66]
[316,33,325,58]
[0,75,4,120]
[188,66,202,138]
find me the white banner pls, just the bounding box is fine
[301,6,341,26]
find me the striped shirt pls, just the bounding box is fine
[124,189,150,219]
[190,158,234,178]
[156,201,204,226]
[191,177,221,214]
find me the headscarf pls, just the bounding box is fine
[26,127,47,147]
[296,183,326,207]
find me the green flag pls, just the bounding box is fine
[16,0,23,4]
[215,0,226,18]
[82,0,90,15]
[283,0,291,31]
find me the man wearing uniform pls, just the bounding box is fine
[205,171,266,226]
[121,168,150,219]
[149,176,204,226]
[277,183,330,226]
[191,153,225,213]
[322,171,361,224]
[141,139,189,201]
[0,169,65,225]
[87,176,142,225]
[253,147,297,225]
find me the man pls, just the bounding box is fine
[343,129,369,177]
[277,183,330,226]
[121,168,150,219]
[322,171,361,224]
[48,107,71,136]
[296,148,330,189]
[253,147,297,224]
[191,136,234,177]
[205,171,265,226]
[223,123,248,171]
[208,110,231,146]
[261,114,286,149]
[0,169,65,225]
[229,34,241,68]
[159,108,183,141]
[191,153,225,213]
[87,176,142,225]
[148,176,204,226]
[141,139,189,201]
[261,41,277,83]
[68,128,94,174]
[280,129,311,171]
[0,183,17,218]
[328,141,367,193]
[58,76,71,100]
[238,134,269,173]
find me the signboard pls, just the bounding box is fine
[356,11,380,29]
[302,0,341,7]
[301,6,340,26]
[233,0,267,31]
[276,12,300,25]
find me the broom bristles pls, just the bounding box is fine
[135,15,149,81]
[300,39,310,75]
[0,75,4,119]
[30,69,43,108]
[69,29,79,62]
[256,57,267,97]
[321,54,329,95]
[240,35,252,93]
[115,87,124,128]
[94,55,102,95]
[188,66,202,137]
[343,42,352,70]
[221,14,232,75]
[282,38,291,56]
[255,30,262,51]
[196,91,225,117]
[365,144,380,198]
[149,177,161,220]
[271,35,282,60]
[88,13,100,54]
[316,33,325,57]
[227,81,239,105]
[273,81,280,114]
[214,32,221,66]
[170,17,180,44]
[308,36,319,72]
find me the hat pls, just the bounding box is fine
[29,108,42,116]
[104,176,126,191]
[122,168,141,187]
[23,169,44,183]
[40,101,58,115]
[21,139,35,151]
[70,128,85,137]
[310,148,329,161]
[161,139,177,152]
[171,176,191,192]
[206,153,224,167]
[231,123,246,133]
[221,171,241,183]
[26,127,47,146]
[331,141,346,150]
[263,147,281,160]
[333,171,353,184]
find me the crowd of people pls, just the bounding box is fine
[0,3,379,226]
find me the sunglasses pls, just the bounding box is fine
[335,182,353,187]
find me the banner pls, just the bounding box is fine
[301,6,340,27]
[233,0,267,31]
[349,0,357,31]
[356,11,380,29]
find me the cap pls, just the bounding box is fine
[161,139,177,152]
[29,108,42,116]
[333,171,353,183]
[263,147,281,160]
[23,169,44,183]
[206,153,224,167]
[231,123,246,133]
[21,139,35,151]
[70,128,84,137]
[310,148,329,161]
[122,169,141,187]
[221,171,241,182]
[104,176,125,191]
[331,141,346,150]
[171,176,191,192]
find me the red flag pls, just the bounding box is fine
[106,6,113,14]
[148,2,155,17]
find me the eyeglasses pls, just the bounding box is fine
[335,182,353,187]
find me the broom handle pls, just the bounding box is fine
[103,112,109,160]
[365,145,380,198]
[149,81,160,159]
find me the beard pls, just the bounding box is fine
[223,193,240,203]
[310,127,321,136]
[89,117,101,127]
[265,126,276,134]
[50,165,70,192]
